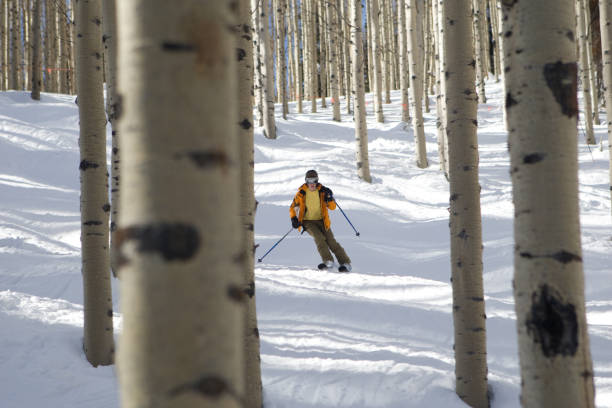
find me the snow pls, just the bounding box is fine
[0,79,611,407]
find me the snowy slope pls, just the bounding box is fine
[0,81,611,407]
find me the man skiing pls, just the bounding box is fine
[289,170,352,272]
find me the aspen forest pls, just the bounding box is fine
[1,0,612,407]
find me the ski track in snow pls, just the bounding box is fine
[0,81,611,407]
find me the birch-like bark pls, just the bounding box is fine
[318,0,327,108]
[407,0,428,168]
[325,0,340,121]
[74,0,114,367]
[236,0,263,404]
[1,1,7,90]
[261,0,276,138]
[600,0,612,215]
[251,0,264,126]
[290,0,302,112]
[102,0,120,275]
[9,0,18,89]
[398,0,410,123]
[577,0,596,144]
[350,0,371,183]
[31,0,42,99]
[116,1,245,407]
[472,0,486,103]
[341,0,351,114]
[502,1,596,406]
[444,1,488,406]
[381,0,391,103]
[370,0,384,123]
[434,0,448,178]
[275,0,288,118]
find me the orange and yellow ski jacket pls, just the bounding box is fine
[289,183,336,231]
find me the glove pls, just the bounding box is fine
[321,186,333,202]
[291,216,301,229]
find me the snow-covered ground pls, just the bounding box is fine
[0,80,610,407]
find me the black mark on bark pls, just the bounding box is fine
[523,153,546,164]
[116,223,200,263]
[79,160,99,170]
[526,284,578,357]
[543,61,578,118]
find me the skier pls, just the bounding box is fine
[289,170,352,272]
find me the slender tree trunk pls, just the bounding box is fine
[261,0,276,138]
[74,0,114,367]
[351,0,371,183]
[600,0,612,215]
[472,0,486,103]
[10,0,19,89]
[251,0,264,126]
[444,1,488,406]
[577,0,596,144]
[102,0,120,275]
[434,0,448,179]
[381,0,391,103]
[290,0,302,112]
[325,0,340,121]
[407,0,428,168]
[398,0,410,123]
[371,0,384,123]
[236,0,263,405]
[66,0,76,94]
[31,0,41,99]
[502,1,596,406]
[275,0,288,118]
[341,0,351,114]
[1,1,7,90]
[116,1,245,407]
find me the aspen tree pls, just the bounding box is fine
[433,0,448,178]
[444,1,488,406]
[22,0,29,91]
[116,1,245,407]
[290,0,302,112]
[350,0,371,183]
[66,0,76,94]
[307,0,317,112]
[407,0,428,168]
[102,0,120,275]
[74,0,114,367]
[261,0,276,138]
[341,0,351,114]
[365,0,374,94]
[325,0,341,121]
[371,0,384,123]
[600,0,612,214]
[1,1,7,90]
[236,0,264,405]
[577,0,596,144]
[251,0,264,126]
[398,0,410,123]
[584,1,599,126]
[381,0,392,103]
[9,0,18,89]
[472,0,486,103]
[502,1,596,406]
[318,0,327,108]
[31,0,41,100]
[274,0,288,119]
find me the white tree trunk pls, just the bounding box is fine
[274,0,288,118]
[600,0,612,215]
[261,0,277,138]
[444,1,488,406]
[325,0,340,121]
[370,0,384,123]
[407,0,428,168]
[236,0,263,404]
[74,0,115,367]
[577,0,596,144]
[502,1,596,406]
[350,0,371,183]
[472,0,487,103]
[434,0,448,179]
[398,0,410,123]
[290,0,302,112]
[102,0,120,276]
[116,1,245,407]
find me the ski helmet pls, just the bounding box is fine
[305,169,319,184]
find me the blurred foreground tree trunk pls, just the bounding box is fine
[502,1,596,406]
[116,1,245,407]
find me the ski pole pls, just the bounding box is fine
[333,199,360,236]
[257,227,294,263]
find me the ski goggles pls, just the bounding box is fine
[305,177,319,184]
